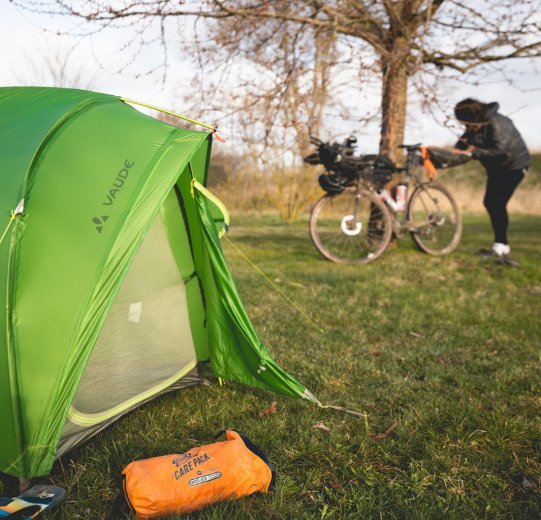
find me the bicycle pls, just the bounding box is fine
[306,137,462,264]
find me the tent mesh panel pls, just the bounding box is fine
[69,211,197,418]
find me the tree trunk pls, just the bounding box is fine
[379,38,409,163]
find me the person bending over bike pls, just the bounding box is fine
[453,98,531,260]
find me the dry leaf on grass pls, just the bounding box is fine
[259,401,277,417]
[311,422,331,432]
[370,421,398,441]
[327,480,343,490]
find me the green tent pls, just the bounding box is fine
[0,87,315,479]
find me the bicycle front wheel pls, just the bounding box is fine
[407,182,462,255]
[309,188,393,264]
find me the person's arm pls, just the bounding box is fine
[470,119,510,160]
[454,132,470,151]
[454,132,473,155]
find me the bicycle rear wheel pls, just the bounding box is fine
[309,188,393,264]
[407,181,462,255]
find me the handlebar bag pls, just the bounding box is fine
[427,147,471,169]
[122,430,274,518]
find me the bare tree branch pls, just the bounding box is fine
[13,0,541,161]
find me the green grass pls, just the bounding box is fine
[3,214,540,519]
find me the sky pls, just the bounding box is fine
[1,2,540,153]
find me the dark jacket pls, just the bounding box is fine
[455,103,531,172]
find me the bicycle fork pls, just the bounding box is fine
[340,184,363,236]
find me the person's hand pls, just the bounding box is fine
[453,147,473,156]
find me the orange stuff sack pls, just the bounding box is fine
[121,430,274,518]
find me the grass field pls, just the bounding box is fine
[3,214,540,519]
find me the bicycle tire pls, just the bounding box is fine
[309,187,393,264]
[407,181,462,255]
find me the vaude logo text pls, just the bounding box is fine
[92,159,134,233]
[188,471,222,487]
[103,159,135,206]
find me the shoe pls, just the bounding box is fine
[492,242,510,256]
[477,243,510,258]
[477,245,519,267]
[498,256,519,267]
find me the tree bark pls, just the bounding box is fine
[379,37,409,163]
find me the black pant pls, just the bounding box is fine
[483,168,525,244]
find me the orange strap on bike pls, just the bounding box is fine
[421,146,437,180]
[122,430,273,518]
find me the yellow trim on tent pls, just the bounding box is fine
[120,98,216,131]
[193,180,230,238]
[67,359,198,427]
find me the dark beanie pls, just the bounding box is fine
[454,98,486,122]
[454,99,499,123]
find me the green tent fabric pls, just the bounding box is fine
[0,87,314,479]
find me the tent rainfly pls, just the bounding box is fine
[0,87,316,479]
